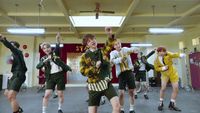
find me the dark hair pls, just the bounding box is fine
[157,47,166,52]
[10,41,20,48]
[82,34,95,45]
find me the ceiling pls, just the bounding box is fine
[0,0,200,38]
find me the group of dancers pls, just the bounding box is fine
[0,27,184,113]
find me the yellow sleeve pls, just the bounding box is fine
[79,54,97,77]
[101,36,116,58]
[154,58,163,72]
[167,52,180,58]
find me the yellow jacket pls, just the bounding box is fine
[154,52,180,76]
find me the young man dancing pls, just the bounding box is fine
[0,34,27,113]
[154,47,184,111]
[80,27,120,113]
[36,33,71,113]
[110,39,139,113]
[134,50,155,99]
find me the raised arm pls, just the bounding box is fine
[0,34,19,55]
[146,49,156,59]
[54,32,61,56]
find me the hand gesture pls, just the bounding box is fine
[105,27,112,36]
[96,60,102,69]
[162,65,168,71]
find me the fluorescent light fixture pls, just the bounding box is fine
[69,16,125,27]
[149,28,184,34]
[50,44,64,48]
[7,28,45,34]
[131,43,153,47]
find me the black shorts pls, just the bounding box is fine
[8,71,26,92]
[46,71,65,90]
[135,71,146,82]
[88,83,117,106]
[118,70,136,90]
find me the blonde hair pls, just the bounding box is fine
[40,42,51,49]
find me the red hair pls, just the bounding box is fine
[157,47,166,52]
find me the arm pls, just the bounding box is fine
[54,32,61,56]
[154,59,168,72]
[79,54,98,77]
[36,56,49,69]
[167,52,180,58]
[146,49,156,59]
[0,35,19,55]
[110,51,123,64]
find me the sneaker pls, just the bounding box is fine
[120,110,125,113]
[58,109,63,113]
[144,94,149,100]
[168,102,181,111]
[158,102,164,111]
[130,110,135,113]
[100,99,105,105]
[18,107,23,113]
[135,94,138,99]
[53,95,58,99]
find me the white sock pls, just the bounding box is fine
[160,98,163,101]
[129,104,134,111]
[58,102,62,110]
[170,99,175,103]
[120,106,124,111]
[42,106,47,113]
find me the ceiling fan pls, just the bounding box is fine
[80,2,115,19]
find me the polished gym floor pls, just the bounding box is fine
[0,87,199,113]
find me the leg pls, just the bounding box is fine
[158,77,169,111]
[7,90,20,112]
[110,96,120,113]
[88,106,98,113]
[142,81,149,99]
[118,90,125,112]
[168,82,181,111]
[43,89,52,113]
[57,90,64,112]
[128,89,135,112]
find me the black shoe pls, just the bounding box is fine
[58,109,63,113]
[135,94,138,99]
[144,94,149,100]
[158,102,164,111]
[168,102,181,112]
[120,110,125,113]
[53,95,58,98]
[130,110,135,113]
[19,107,23,113]
[100,99,105,105]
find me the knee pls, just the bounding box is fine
[113,102,120,111]
[43,94,51,99]
[173,86,179,92]
[119,91,125,97]
[160,87,166,92]
[7,94,15,101]
[128,90,134,97]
